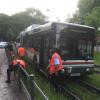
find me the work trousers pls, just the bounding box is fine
[7,64,19,81]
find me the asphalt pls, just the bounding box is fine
[0,48,27,100]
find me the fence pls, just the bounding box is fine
[18,66,49,100]
[5,44,48,100]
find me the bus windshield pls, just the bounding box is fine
[57,28,93,60]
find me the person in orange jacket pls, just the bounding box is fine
[5,57,27,84]
[47,48,64,91]
[48,48,64,76]
[17,46,26,59]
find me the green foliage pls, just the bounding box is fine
[6,28,15,41]
[68,0,94,24]
[0,8,48,41]
[0,14,10,41]
[67,0,100,31]
[85,7,100,29]
[85,74,100,88]
[67,81,100,100]
[94,51,100,65]
[78,0,94,16]
[68,10,82,24]
[93,0,100,7]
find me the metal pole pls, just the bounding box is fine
[29,74,34,100]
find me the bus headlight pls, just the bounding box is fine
[86,68,90,71]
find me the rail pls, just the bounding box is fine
[33,81,49,100]
[94,65,100,74]
[40,69,81,100]
[78,80,100,94]
[94,65,100,69]
[18,66,49,100]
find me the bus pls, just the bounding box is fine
[17,22,95,76]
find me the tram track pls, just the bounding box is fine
[73,79,100,95]
[94,69,100,74]
[40,69,100,99]
[40,69,81,100]
[94,65,100,74]
[94,65,100,68]
[56,83,81,100]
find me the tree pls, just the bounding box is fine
[67,10,81,24]
[25,8,48,24]
[6,28,15,41]
[67,0,100,30]
[0,8,48,41]
[68,0,95,24]
[93,0,100,7]
[85,7,100,29]
[78,0,94,16]
[10,8,48,36]
[0,14,10,41]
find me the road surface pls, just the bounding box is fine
[0,48,27,100]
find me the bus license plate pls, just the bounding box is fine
[71,73,80,76]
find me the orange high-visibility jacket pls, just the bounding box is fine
[16,59,27,68]
[18,47,26,57]
[12,60,18,65]
[49,52,64,74]
[12,59,27,68]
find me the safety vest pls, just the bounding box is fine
[12,60,18,65]
[49,52,64,74]
[18,47,26,57]
[16,59,26,68]
[12,59,26,68]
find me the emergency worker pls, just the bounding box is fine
[5,57,27,84]
[47,48,64,91]
[17,46,26,60]
[48,48,64,76]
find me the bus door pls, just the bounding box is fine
[39,35,46,69]
[39,32,55,69]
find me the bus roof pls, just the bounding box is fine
[25,24,40,32]
[22,22,95,35]
[56,22,95,29]
[33,22,95,32]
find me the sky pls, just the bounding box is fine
[0,0,79,22]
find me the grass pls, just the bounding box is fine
[26,65,68,100]
[22,51,100,100]
[34,76,68,100]
[63,80,100,100]
[94,51,100,65]
[84,74,100,88]
[69,51,100,100]
[83,51,100,88]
